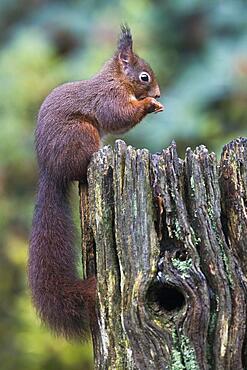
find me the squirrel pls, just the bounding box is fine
[28,25,164,341]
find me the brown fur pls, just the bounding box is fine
[29,25,163,340]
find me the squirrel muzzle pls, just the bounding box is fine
[148,85,161,99]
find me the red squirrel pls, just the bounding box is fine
[29,25,164,340]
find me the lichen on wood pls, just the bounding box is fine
[80,137,247,370]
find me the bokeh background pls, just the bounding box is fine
[0,0,246,369]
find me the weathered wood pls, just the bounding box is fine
[80,137,247,370]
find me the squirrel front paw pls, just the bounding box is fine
[144,97,164,114]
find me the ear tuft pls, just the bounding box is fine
[118,24,133,52]
[118,24,133,64]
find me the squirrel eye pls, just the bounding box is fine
[139,72,151,83]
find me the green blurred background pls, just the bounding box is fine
[0,0,246,369]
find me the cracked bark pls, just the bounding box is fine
[79,137,247,370]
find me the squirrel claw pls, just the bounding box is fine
[154,102,164,113]
[154,105,164,113]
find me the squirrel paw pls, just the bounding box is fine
[145,97,164,114]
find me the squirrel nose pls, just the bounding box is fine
[149,86,161,99]
[155,86,161,98]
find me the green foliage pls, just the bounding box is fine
[0,0,246,369]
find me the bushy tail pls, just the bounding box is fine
[28,174,96,340]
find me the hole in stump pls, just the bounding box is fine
[175,249,188,261]
[147,282,185,312]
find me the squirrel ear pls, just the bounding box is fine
[118,24,133,66]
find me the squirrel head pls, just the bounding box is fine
[116,25,160,100]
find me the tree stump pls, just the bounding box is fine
[79,137,247,370]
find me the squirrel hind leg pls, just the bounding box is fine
[41,120,101,183]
